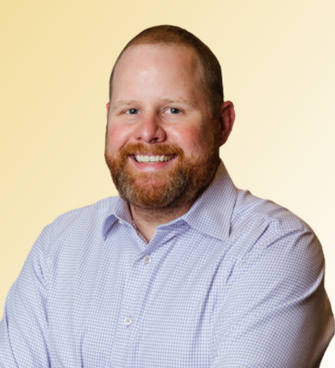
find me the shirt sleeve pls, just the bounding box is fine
[211,226,335,368]
[0,226,51,368]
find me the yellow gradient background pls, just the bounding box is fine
[1,0,334,365]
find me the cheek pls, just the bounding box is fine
[169,125,210,154]
[106,123,132,151]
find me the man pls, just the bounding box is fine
[0,25,334,367]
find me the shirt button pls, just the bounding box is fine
[143,255,152,264]
[124,317,133,326]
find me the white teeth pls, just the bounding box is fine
[135,155,173,163]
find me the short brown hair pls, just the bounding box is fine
[109,25,224,116]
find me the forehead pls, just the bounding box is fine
[112,43,203,88]
[119,42,199,63]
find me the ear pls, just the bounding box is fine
[218,101,235,146]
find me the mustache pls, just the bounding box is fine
[119,143,184,156]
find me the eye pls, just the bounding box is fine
[167,107,181,114]
[126,108,139,115]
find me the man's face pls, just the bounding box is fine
[105,44,221,209]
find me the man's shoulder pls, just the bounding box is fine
[229,189,314,251]
[29,196,121,261]
[226,189,323,279]
[46,196,119,237]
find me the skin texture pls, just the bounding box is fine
[105,44,235,241]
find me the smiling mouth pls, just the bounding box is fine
[134,154,175,163]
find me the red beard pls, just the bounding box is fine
[105,142,219,210]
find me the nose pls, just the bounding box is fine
[135,113,166,143]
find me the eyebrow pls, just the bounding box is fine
[110,100,139,113]
[110,98,194,112]
[160,98,194,106]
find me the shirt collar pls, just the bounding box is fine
[182,161,237,241]
[102,196,133,238]
[102,161,237,241]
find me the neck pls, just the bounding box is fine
[130,201,193,242]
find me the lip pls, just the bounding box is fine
[129,154,177,172]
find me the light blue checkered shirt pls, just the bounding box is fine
[1,163,334,367]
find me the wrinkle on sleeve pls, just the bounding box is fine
[0,226,51,368]
[211,226,335,368]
